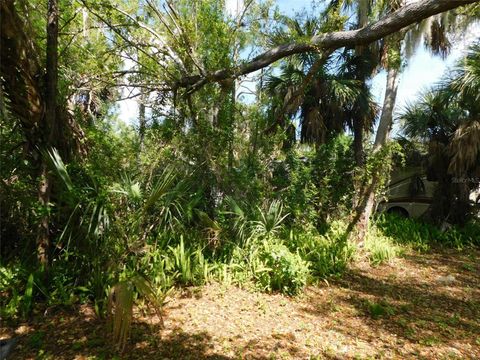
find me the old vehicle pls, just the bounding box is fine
[376,167,437,218]
[377,167,480,218]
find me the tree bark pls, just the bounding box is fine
[353,118,365,167]
[0,0,44,130]
[37,0,59,268]
[175,0,477,89]
[353,64,401,242]
[351,0,370,199]
[373,67,400,152]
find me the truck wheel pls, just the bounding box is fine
[387,207,409,218]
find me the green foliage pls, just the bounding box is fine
[169,237,194,285]
[273,135,355,227]
[360,141,406,199]
[251,200,289,240]
[0,264,30,318]
[364,227,402,265]
[2,1,479,348]
[274,149,319,226]
[290,221,355,277]
[314,135,356,221]
[255,239,310,295]
[28,331,46,350]
[366,300,395,319]
[376,214,480,249]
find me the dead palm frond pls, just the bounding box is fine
[108,275,166,352]
[448,120,480,176]
[195,209,223,248]
[403,8,472,61]
[108,281,134,352]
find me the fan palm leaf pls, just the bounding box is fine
[448,120,480,176]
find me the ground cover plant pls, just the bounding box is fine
[1,0,479,358]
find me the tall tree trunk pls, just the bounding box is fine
[352,119,365,167]
[228,80,235,170]
[373,67,400,152]
[353,65,400,242]
[37,0,59,268]
[351,0,370,202]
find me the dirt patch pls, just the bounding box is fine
[2,248,479,359]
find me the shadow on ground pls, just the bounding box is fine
[301,248,480,358]
[2,248,479,359]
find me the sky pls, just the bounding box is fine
[118,0,479,127]
[372,30,480,114]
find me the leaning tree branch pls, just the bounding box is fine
[174,0,478,90]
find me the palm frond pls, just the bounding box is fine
[250,200,289,239]
[144,167,177,211]
[47,148,74,192]
[108,281,134,352]
[448,120,480,176]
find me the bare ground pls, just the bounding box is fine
[1,248,479,359]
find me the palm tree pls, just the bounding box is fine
[262,16,377,151]
[448,43,480,178]
[336,0,478,239]
[400,43,480,223]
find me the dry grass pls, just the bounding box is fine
[1,248,479,359]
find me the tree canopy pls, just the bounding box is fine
[0,0,479,356]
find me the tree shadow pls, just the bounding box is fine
[236,332,303,359]
[300,250,480,356]
[128,324,232,359]
[7,306,233,359]
[402,249,480,285]
[6,305,305,359]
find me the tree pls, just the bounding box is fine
[400,43,480,223]
[173,0,477,90]
[0,0,116,268]
[261,12,378,151]
[341,0,478,240]
[166,0,476,240]
[36,0,60,267]
[1,0,60,267]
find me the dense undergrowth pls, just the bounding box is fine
[2,1,480,355]
[2,125,480,324]
[2,208,478,322]
[2,134,479,351]
[2,129,479,337]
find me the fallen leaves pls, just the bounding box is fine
[1,247,479,359]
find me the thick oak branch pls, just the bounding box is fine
[175,0,477,89]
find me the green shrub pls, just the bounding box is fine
[290,221,355,277]
[255,239,310,295]
[364,227,402,265]
[0,264,47,319]
[167,236,216,286]
[137,248,175,295]
[376,214,480,250]
[250,200,289,241]
[376,214,432,251]
[440,221,480,248]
